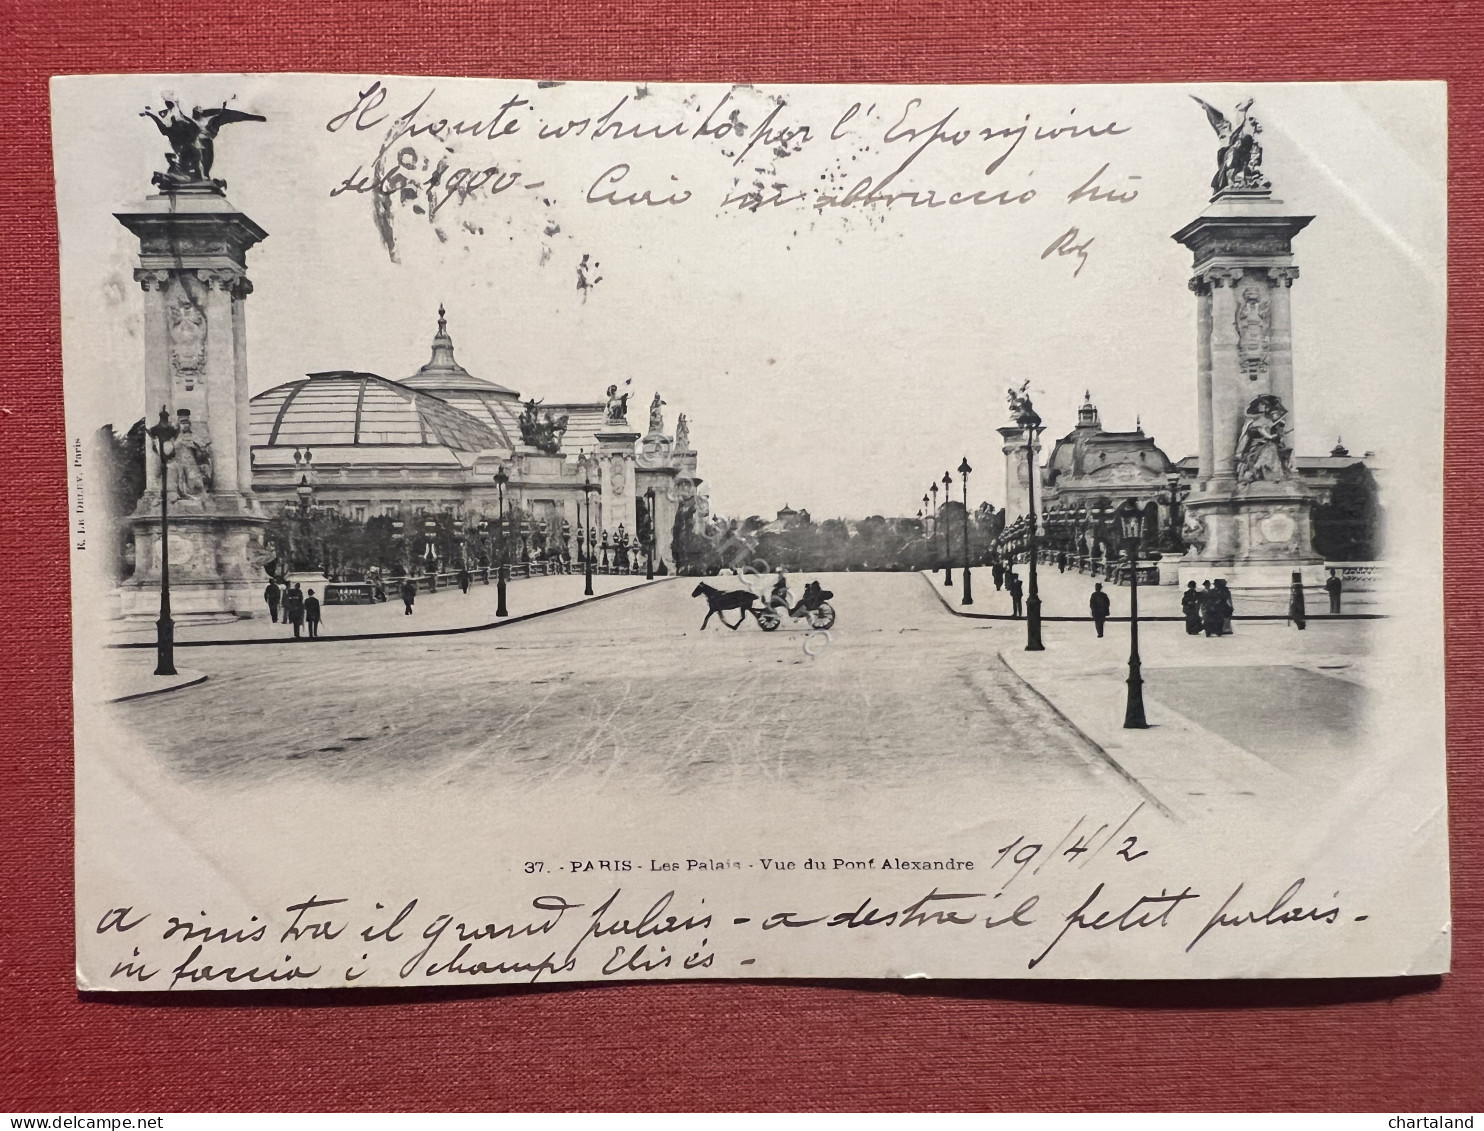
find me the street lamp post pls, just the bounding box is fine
[645,486,656,579]
[1018,396,1045,651]
[929,483,939,574]
[581,474,598,596]
[145,407,179,676]
[1117,499,1149,729]
[493,465,509,617]
[1159,471,1192,551]
[958,457,973,605]
[941,471,954,586]
[391,518,406,575]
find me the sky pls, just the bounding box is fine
[53,76,1445,521]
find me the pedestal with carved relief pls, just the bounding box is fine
[1173,193,1323,589]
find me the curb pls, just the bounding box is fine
[109,576,676,650]
[919,570,1385,622]
[107,672,208,702]
[994,649,1177,821]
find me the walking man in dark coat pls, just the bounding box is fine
[1325,572,1343,614]
[1182,580,1204,635]
[992,560,1004,592]
[1008,571,1024,618]
[1057,551,1068,574]
[1089,582,1111,638]
[458,566,471,594]
[304,588,323,639]
[285,583,305,639]
[400,578,417,615]
[263,581,281,623]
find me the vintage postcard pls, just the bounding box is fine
[54,75,1448,988]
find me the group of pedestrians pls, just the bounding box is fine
[1181,579,1234,637]
[984,557,1344,639]
[262,579,323,639]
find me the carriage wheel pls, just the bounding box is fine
[808,602,836,630]
[757,609,781,632]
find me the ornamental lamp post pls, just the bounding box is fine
[296,474,316,575]
[958,457,973,605]
[1160,471,1193,551]
[493,465,509,617]
[1117,498,1149,729]
[1018,394,1046,651]
[581,474,598,596]
[146,407,179,676]
[423,516,437,568]
[941,471,954,586]
[929,483,940,574]
[645,486,657,579]
[391,518,406,574]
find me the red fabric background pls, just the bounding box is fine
[2,0,1480,1112]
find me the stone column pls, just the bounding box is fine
[116,187,270,620]
[1204,266,1247,484]
[1267,265,1299,452]
[1189,275,1216,485]
[595,425,641,551]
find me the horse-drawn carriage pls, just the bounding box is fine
[691,579,835,631]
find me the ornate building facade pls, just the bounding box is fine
[998,391,1380,564]
[247,308,703,567]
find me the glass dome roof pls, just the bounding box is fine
[249,371,504,452]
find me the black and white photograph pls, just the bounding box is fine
[54,75,1447,988]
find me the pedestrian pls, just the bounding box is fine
[304,588,322,639]
[992,560,1004,592]
[1057,551,1068,574]
[1214,579,1235,636]
[1288,571,1307,630]
[400,578,417,615]
[458,565,471,594]
[1181,580,1203,635]
[1201,580,1222,638]
[285,583,305,640]
[1008,571,1024,619]
[263,580,281,623]
[1325,571,1343,614]
[1089,582,1111,638]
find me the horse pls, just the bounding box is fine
[691,582,758,630]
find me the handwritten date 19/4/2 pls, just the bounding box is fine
[992,803,1151,891]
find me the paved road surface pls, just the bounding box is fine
[113,572,1146,811]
